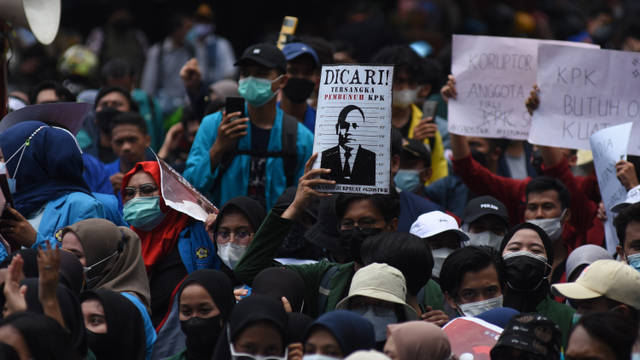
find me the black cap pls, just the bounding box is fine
[491,313,562,360]
[305,195,345,254]
[234,43,287,74]
[402,137,431,167]
[462,195,510,228]
[273,186,319,221]
[391,128,403,158]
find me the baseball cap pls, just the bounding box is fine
[402,138,431,166]
[234,43,287,74]
[335,263,417,321]
[551,259,640,310]
[282,43,319,67]
[410,211,469,242]
[611,185,640,213]
[462,196,510,228]
[491,313,562,360]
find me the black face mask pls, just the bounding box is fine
[86,331,114,359]
[95,107,122,134]
[339,227,382,264]
[503,251,549,291]
[180,315,223,346]
[282,77,316,103]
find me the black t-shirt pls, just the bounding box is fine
[247,122,271,209]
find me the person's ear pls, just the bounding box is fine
[561,209,572,225]
[418,84,432,99]
[144,134,151,148]
[444,292,458,311]
[391,154,401,174]
[420,168,433,184]
[388,218,398,232]
[276,74,288,90]
[617,304,632,317]
[489,146,502,162]
[568,154,578,167]
[617,245,627,262]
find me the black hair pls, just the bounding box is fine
[0,343,19,360]
[335,189,401,223]
[525,176,571,210]
[168,13,190,35]
[181,105,200,128]
[28,80,75,105]
[100,58,135,84]
[109,111,148,136]
[292,35,335,67]
[614,202,640,248]
[0,312,79,360]
[370,45,442,95]
[361,232,433,296]
[439,246,507,302]
[94,85,140,112]
[572,312,637,360]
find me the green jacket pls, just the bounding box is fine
[536,295,576,350]
[163,349,186,360]
[234,209,444,318]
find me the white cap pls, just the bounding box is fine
[409,211,469,242]
[611,185,640,213]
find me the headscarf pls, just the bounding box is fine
[0,121,92,216]
[303,310,376,357]
[0,279,87,358]
[565,244,613,281]
[387,321,453,360]
[344,350,391,360]
[251,267,306,314]
[59,249,85,297]
[177,269,236,360]
[212,295,289,360]
[499,222,553,313]
[79,289,146,360]
[287,313,314,345]
[0,249,39,278]
[62,218,151,310]
[121,161,192,273]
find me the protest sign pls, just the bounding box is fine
[0,102,92,136]
[449,35,598,140]
[443,317,503,360]
[312,64,393,194]
[589,123,632,254]
[157,157,217,222]
[532,45,640,155]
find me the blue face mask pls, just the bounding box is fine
[238,76,282,107]
[7,179,16,194]
[394,169,422,193]
[123,196,166,231]
[351,306,398,342]
[627,253,640,273]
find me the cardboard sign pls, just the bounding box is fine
[532,45,640,155]
[449,35,598,139]
[0,102,92,136]
[312,64,393,194]
[589,122,633,254]
[443,317,503,360]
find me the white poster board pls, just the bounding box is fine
[312,64,393,194]
[589,123,632,254]
[0,102,92,136]
[531,45,640,155]
[449,35,598,139]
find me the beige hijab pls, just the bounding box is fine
[387,321,455,360]
[63,218,151,311]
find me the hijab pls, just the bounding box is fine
[303,310,376,357]
[59,249,85,297]
[387,321,453,360]
[499,222,553,313]
[0,249,39,278]
[121,161,192,273]
[251,267,306,314]
[177,269,235,360]
[287,313,314,345]
[79,289,146,360]
[0,121,92,216]
[565,244,613,281]
[63,218,151,310]
[212,294,288,360]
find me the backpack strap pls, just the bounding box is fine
[317,265,340,316]
[417,286,426,305]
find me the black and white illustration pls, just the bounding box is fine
[312,64,393,194]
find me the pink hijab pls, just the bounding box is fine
[387,321,454,360]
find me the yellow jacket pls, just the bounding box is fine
[407,103,448,184]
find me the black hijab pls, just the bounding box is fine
[79,289,146,360]
[177,269,236,360]
[251,267,307,315]
[59,249,85,297]
[499,222,554,313]
[0,249,39,278]
[211,295,289,360]
[287,313,314,345]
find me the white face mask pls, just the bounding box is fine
[217,242,247,270]
[392,87,420,108]
[432,247,456,278]
[466,231,504,250]
[303,355,341,360]
[527,210,566,241]
[457,295,503,317]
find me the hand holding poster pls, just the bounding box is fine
[589,122,633,254]
[532,45,640,155]
[312,64,393,195]
[448,35,598,140]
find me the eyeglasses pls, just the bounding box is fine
[123,184,158,200]
[337,218,384,231]
[215,231,255,246]
[350,304,396,317]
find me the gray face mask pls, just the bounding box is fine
[352,306,398,342]
[527,210,566,241]
[466,231,503,250]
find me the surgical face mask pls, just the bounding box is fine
[432,247,456,278]
[572,312,582,328]
[393,87,420,108]
[0,163,16,194]
[351,306,398,342]
[282,77,315,103]
[303,355,340,360]
[218,242,247,270]
[466,231,503,250]
[526,210,565,241]
[238,75,282,107]
[394,169,422,193]
[457,295,503,317]
[626,253,640,273]
[502,251,550,291]
[123,196,167,231]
